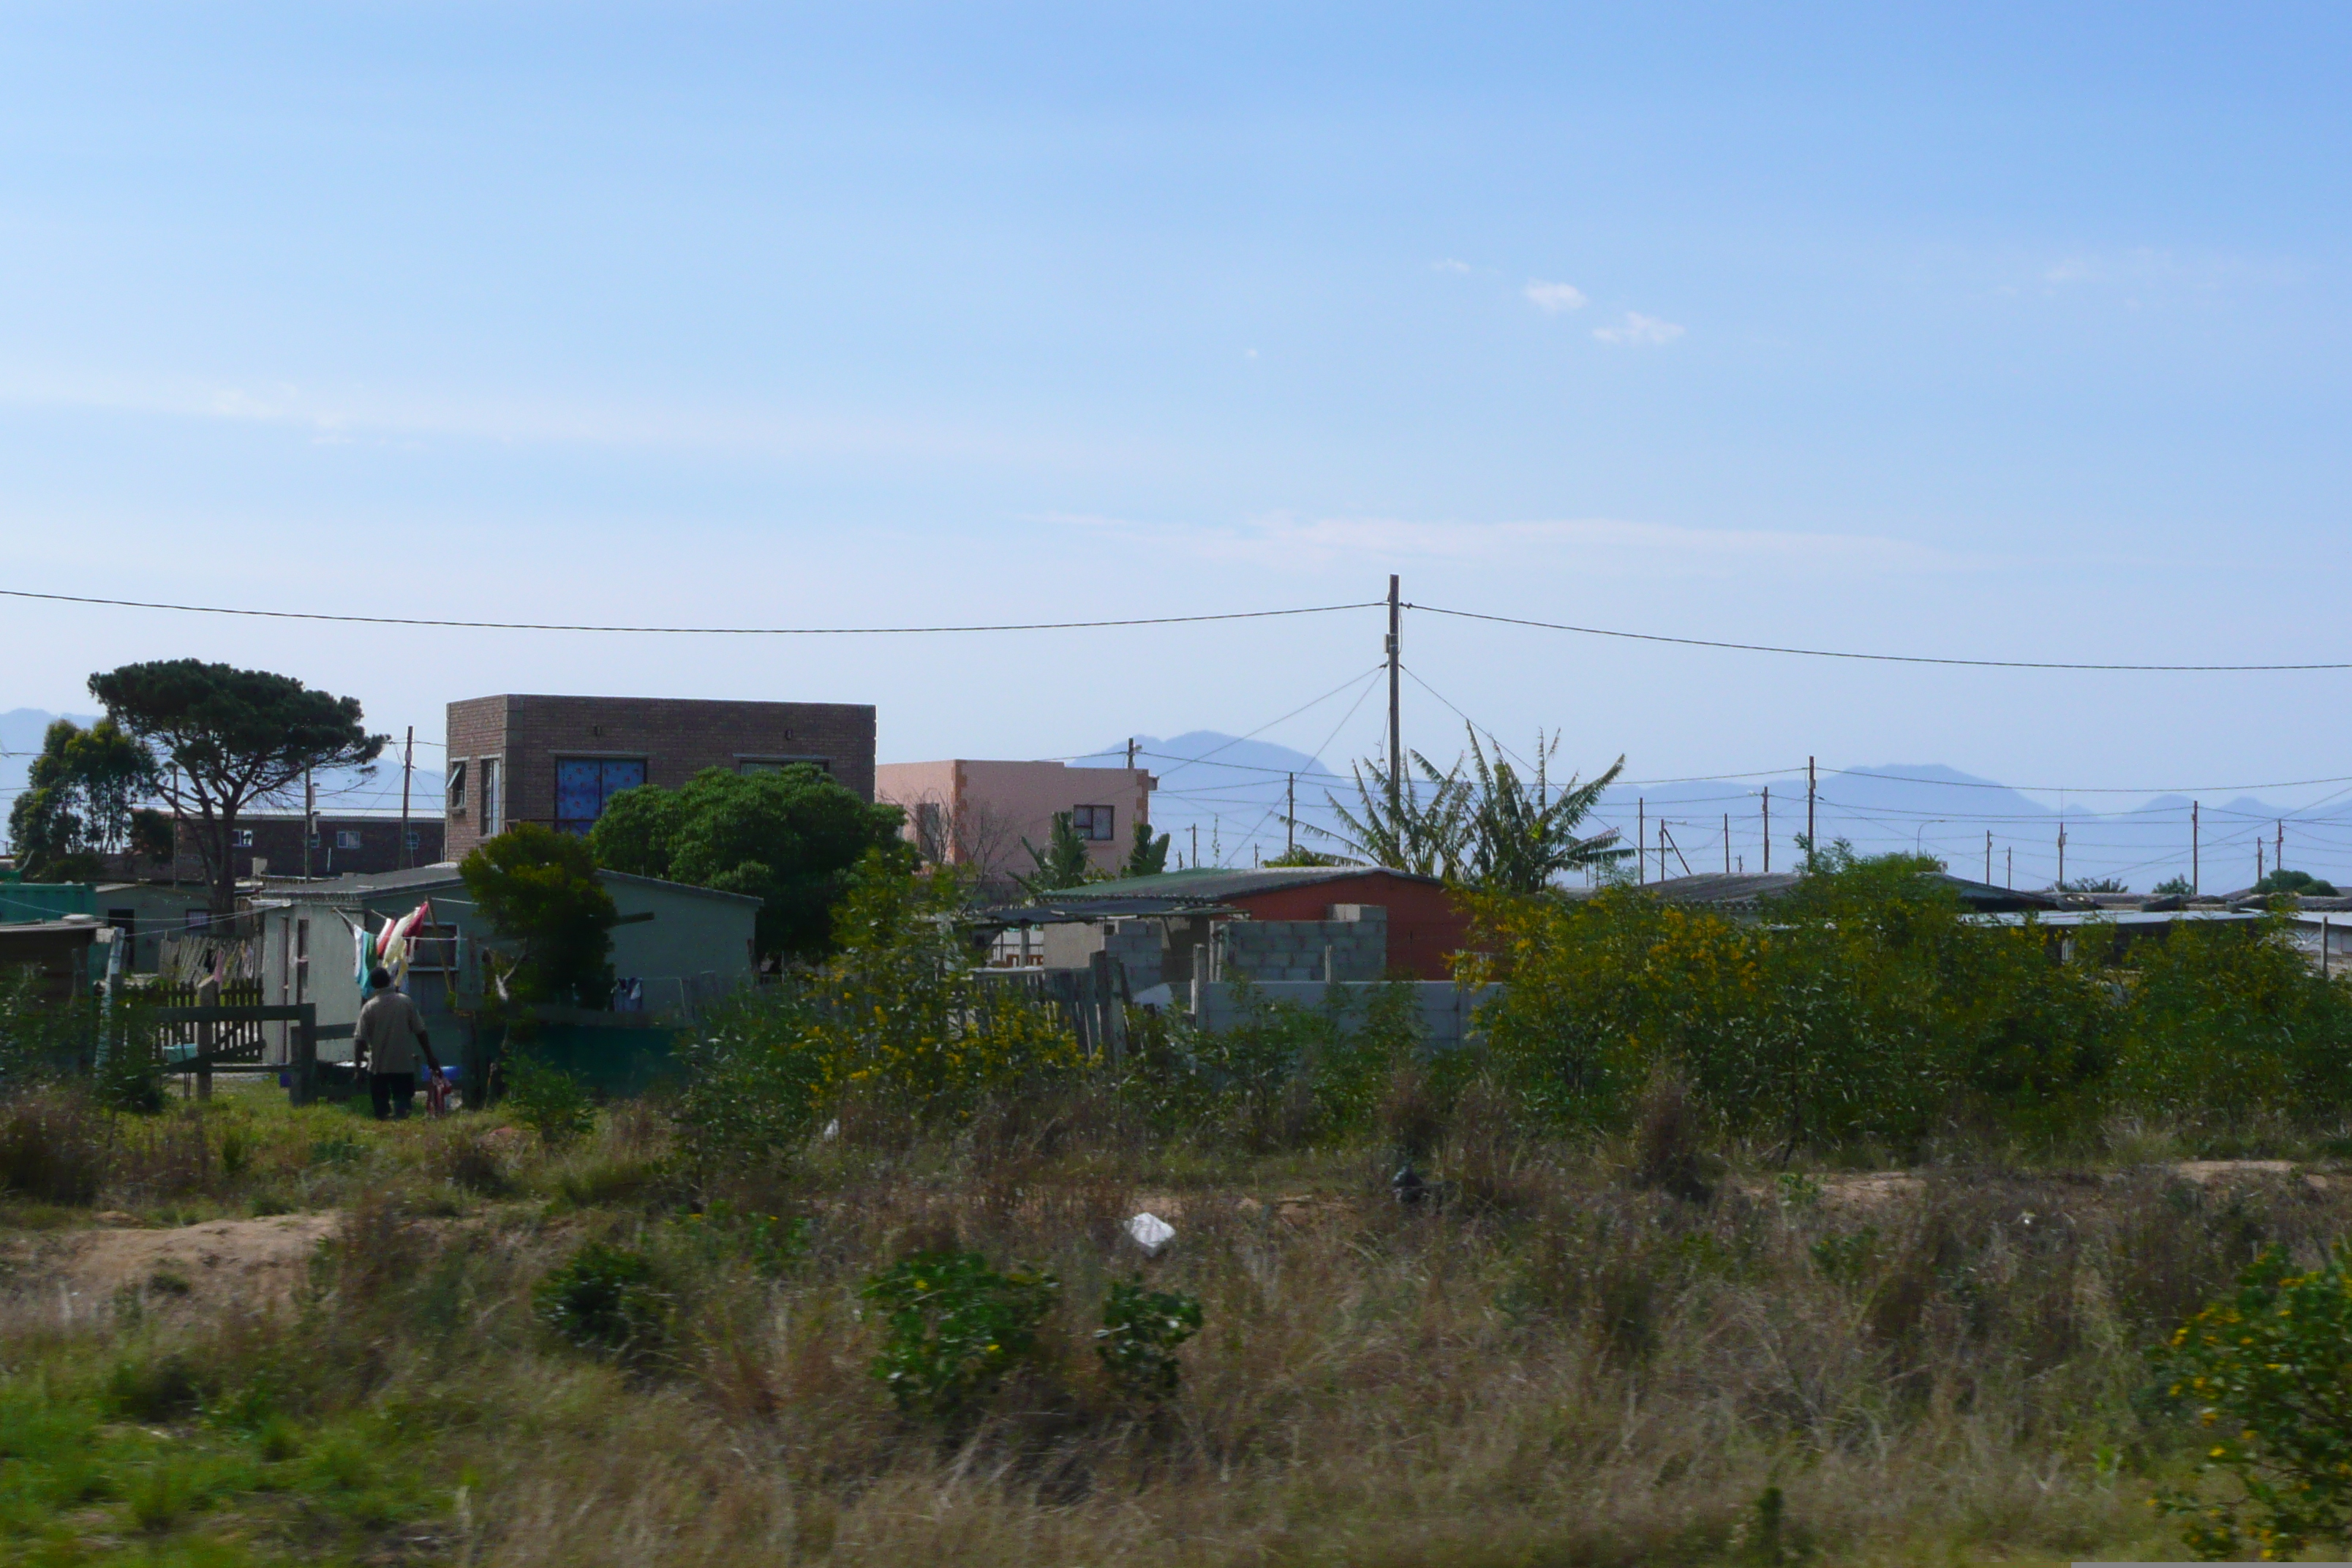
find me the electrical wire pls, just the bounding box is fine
[1409,601,2352,672]
[0,587,1379,636]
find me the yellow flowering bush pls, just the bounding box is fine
[2147,1243,2352,1558]
[676,854,1085,1169]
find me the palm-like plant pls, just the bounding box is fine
[1298,726,1627,894]
[1307,751,1474,879]
[1459,730,1627,894]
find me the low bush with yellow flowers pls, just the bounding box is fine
[2146,1242,2352,1559]
[674,853,1087,1173]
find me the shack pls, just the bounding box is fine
[251,863,762,1083]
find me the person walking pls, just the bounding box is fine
[355,966,444,1120]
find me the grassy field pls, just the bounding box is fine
[0,1077,2343,1567]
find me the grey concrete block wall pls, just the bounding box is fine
[1188,981,1503,1052]
[1214,908,1387,982]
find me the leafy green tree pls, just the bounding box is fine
[2152,875,2195,897]
[1017,811,1096,896]
[1122,820,1171,878]
[1263,846,1346,867]
[2252,867,2337,898]
[586,765,905,959]
[461,824,619,1007]
[5,718,162,881]
[88,660,382,912]
[2057,875,2130,894]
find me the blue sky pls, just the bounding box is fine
[6,3,2351,878]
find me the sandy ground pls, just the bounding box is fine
[4,1211,339,1324]
[0,1158,2336,1327]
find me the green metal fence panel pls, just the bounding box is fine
[0,883,97,923]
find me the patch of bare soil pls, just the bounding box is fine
[4,1212,339,1321]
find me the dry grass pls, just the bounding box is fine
[0,1082,2345,1564]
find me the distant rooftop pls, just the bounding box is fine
[1033,864,1438,902]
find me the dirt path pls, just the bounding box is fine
[6,1213,339,1322]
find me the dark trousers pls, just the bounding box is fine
[369,1071,417,1120]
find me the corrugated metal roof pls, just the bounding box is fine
[968,898,1239,926]
[1565,869,2059,913]
[1033,865,1439,902]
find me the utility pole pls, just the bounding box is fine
[2257,840,2265,885]
[2192,800,2201,896]
[2277,820,2285,878]
[1805,756,1817,865]
[1637,798,1646,884]
[2007,846,2013,888]
[1724,813,1731,874]
[2057,819,2065,891]
[1286,772,1295,856]
[1126,737,1137,770]
[1984,830,1991,885]
[1761,787,1771,875]
[399,725,415,870]
[302,770,314,881]
[1385,574,1402,822]
[1191,823,1199,867]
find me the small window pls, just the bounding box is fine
[480,758,504,837]
[231,829,255,848]
[1071,804,1115,842]
[555,758,647,834]
[336,830,363,851]
[446,760,467,813]
[184,909,206,930]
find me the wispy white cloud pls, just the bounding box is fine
[2035,247,2301,295]
[1592,312,1684,345]
[1523,279,1587,312]
[1431,258,1472,274]
[0,365,1153,472]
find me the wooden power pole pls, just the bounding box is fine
[1761,787,1771,875]
[1806,756,1816,865]
[399,726,414,870]
[1386,575,1402,822]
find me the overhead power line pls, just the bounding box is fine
[14,582,2352,670]
[0,587,1379,636]
[1409,602,2352,672]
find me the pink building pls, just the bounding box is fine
[875,759,1156,883]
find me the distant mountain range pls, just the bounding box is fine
[9,704,2332,891]
[1591,762,2310,894]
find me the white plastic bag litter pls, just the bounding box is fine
[1125,1212,1176,1256]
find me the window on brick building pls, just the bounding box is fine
[480,758,502,836]
[336,831,363,851]
[555,758,647,834]
[446,759,467,813]
[1071,804,1115,842]
[231,829,255,848]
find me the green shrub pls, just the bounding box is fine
[533,1242,670,1361]
[502,1051,596,1147]
[860,1250,1058,1420]
[0,1090,109,1204]
[1095,1278,1202,1402]
[2147,1242,2352,1558]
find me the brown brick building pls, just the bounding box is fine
[442,694,877,859]
[171,813,445,882]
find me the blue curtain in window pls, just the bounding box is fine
[556,759,647,834]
